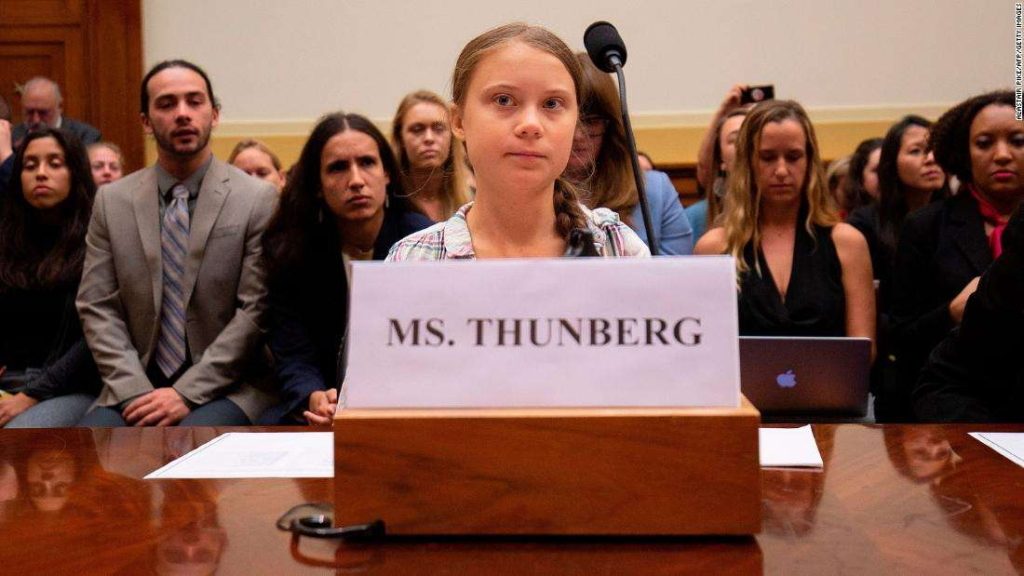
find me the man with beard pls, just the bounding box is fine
[11,77,101,147]
[76,60,279,426]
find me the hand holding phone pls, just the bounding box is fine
[740,84,775,105]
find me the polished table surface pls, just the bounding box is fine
[1,424,1022,574]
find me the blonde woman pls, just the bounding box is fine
[695,100,874,358]
[391,91,470,222]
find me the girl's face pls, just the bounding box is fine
[896,125,944,194]
[969,104,1024,201]
[21,136,72,213]
[453,41,577,195]
[718,114,746,173]
[862,148,881,200]
[232,147,285,191]
[401,102,452,171]
[319,130,389,223]
[754,119,808,208]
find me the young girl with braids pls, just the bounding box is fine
[386,23,649,261]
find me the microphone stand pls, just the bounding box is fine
[612,62,659,256]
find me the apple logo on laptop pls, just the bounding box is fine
[776,369,797,388]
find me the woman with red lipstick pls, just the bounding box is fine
[259,113,432,425]
[891,90,1024,421]
[391,91,470,222]
[0,128,101,427]
[694,100,875,354]
[386,23,649,261]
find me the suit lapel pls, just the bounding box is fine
[182,160,230,307]
[949,194,992,275]
[132,168,163,317]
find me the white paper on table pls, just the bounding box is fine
[144,432,333,479]
[759,425,824,468]
[969,432,1024,468]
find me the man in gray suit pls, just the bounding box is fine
[77,60,278,426]
[11,77,101,147]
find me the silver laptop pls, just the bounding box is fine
[739,336,871,416]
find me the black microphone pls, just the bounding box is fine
[584,21,627,73]
[582,21,658,255]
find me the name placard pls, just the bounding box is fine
[343,257,740,409]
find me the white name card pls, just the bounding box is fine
[343,257,740,409]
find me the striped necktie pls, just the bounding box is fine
[154,184,190,378]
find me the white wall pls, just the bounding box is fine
[143,0,1010,125]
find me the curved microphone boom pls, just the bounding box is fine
[583,21,658,255]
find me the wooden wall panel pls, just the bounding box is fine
[0,0,143,169]
[0,0,83,26]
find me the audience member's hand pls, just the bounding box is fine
[0,393,39,427]
[0,120,12,163]
[949,276,981,324]
[123,388,190,426]
[304,389,338,426]
[717,84,748,115]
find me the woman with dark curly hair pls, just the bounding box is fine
[258,112,433,425]
[0,128,101,427]
[888,90,1023,421]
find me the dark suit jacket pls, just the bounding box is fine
[888,192,992,420]
[13,117,102,147]
[258,206,432,424]
[914,208,1024,422]
[77,159,279,422]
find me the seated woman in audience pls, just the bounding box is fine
[913,203,1024,422]
[847,137,883,207]
[259,113,432,425]
[826,155,851,218]
[86,142,124,186]
[562,54,693,255]
[637,151,654,172]
[848,119,946,420]
[694,100,875,354]
[227,139,286,192]
[0,128,100,427]
[689,102,751,242]
[391,91,470,222]
[849,117,945,315]
[387,23,649,261]
[891,90,1023,420]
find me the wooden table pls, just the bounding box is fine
[1,424,1022,574]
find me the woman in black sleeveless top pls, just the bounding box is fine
[696,100,874,352]
[738,203,846,336]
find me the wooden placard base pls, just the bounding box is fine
[333,398,761,536]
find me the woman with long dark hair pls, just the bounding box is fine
[0,128,100,427]
[258,112,432,425]
[891,90,1023,421]
[848,119,946,421]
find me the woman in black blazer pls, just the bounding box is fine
[913,204,1024,422]
[890,90,1024,421]
[258,113,432,426]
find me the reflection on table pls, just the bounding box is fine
[0,424,1021,573]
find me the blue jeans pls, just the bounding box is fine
[78,397,250,427]
[5,394,96,428]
